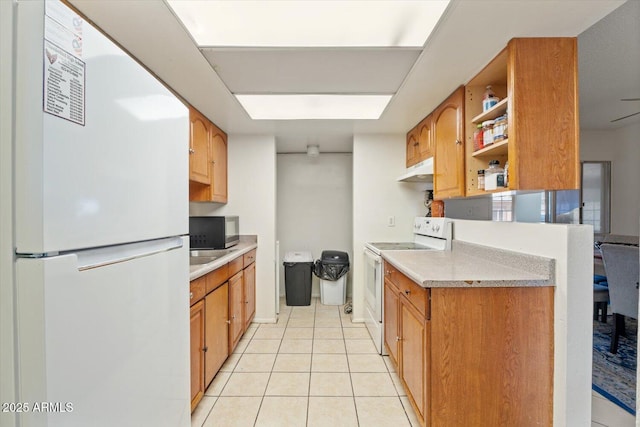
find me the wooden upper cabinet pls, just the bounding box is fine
[465,37,579,195]
[209,124,228,203]
[508,38,579,191]
[406,126,420,167]
[189,107,229,203]
[417,115,433,160]
[189,108,211,185]
[433,86,465,199]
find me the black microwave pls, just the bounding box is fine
[189,216,240,249]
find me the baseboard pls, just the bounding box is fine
[350,317,365,323]
[252,317,277,324]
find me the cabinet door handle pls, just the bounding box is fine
[396,336,402,342]
[226,320,231,324]
[189,148,195,154]
[455,139,462,145]
[404,290,411,295]
[190,292,194,299]
[203,346,208,352]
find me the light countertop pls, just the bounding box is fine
[189,236,257,281]
[381,240,554,288]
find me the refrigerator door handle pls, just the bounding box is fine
[76,237,185,271]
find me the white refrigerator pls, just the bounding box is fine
[13,1,190,426]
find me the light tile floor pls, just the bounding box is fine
[192,297,636,427]
[591,390,635,427]
[192,297,419,427]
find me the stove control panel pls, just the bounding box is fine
[413,217,451,238]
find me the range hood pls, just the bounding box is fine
[397,158,434,182]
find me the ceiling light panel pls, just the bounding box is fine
[167,1,450,47]
[235,94,393,120]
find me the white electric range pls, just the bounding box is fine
[363,217,452,355]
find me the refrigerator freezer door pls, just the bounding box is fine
[15,0,188,254]
[15,236,190,427]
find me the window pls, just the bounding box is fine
[581,161,611,233]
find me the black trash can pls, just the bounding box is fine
[314,250,350,305]
[283,251,313,306]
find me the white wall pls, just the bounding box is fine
[277,153,352,299]
[1,1,17,424]
[190,135,277,323]
[452,220,593,427]
[352,134,426,321]
[581,124,640,235]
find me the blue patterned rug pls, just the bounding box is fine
[592,316,637,415]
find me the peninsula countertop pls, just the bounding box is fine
[189,236,257,281]
[381,240,555,288]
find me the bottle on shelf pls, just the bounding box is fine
[482,85,500,112]
[482,120,494,147]
[504,161,509,187]
[484,160,505,191]
[477,170,485,191]
[493,114,508,143]
[473,124,484,151]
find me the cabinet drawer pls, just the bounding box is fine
[399,280,429,319]
[243,249,257,268]
[206,264,229,294]
[384,261,429,318]
[228,256,243,276]
[190,277,206,305]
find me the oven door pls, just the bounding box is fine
[363,248,382,321]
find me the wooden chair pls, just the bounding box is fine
[599,244,639,354]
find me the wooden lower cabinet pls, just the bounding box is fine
[204,283,229,387]
[243,262,256,330]
[190,249,258,412]
[228,270,244,353]
[383,261,554,427]
[190,300,205,411]
[383,279,400,365]
[400,297,427,422]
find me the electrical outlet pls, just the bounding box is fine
[388,216,395,227]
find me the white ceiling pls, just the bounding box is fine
[201,48,421,94]
[68,0,634,153]
[577,0,640,130]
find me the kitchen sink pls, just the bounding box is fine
[189,256,218,266]
[190,249,235,258]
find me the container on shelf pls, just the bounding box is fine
[473,124,484,151]
[482,85,500,112]
[504,161,510,187]
[493,114,508,142]
[482,120,495,147]
[477,170,485,190]
[484,160,505,191]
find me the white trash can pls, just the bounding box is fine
[320,276,347,306]
[314,250,349,306]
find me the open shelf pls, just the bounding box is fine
[472,139,508,157]
[471,98,508,123]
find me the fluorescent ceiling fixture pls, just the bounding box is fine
[235,94,392,120]
[167,1,450,47]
